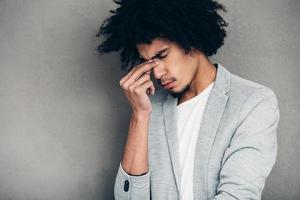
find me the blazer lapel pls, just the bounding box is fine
[193,63,231,200]
[163,93,181,196]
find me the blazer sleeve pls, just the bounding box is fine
[114,161,151,200]
[212,87,280,200]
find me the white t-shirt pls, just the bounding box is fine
[176,81,215,200]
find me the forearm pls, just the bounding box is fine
[121,112,150,175]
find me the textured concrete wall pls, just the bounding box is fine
[0,0,299,199]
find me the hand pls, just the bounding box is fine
[119,59,159,114]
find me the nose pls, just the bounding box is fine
[152,62,165,80]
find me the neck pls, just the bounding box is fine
[177,55,217,105]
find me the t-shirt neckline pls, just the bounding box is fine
[176,81,215,108]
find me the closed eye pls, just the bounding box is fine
[139,54,167,63]
[157,54,167,60]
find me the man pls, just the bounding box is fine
[96,0,280,199]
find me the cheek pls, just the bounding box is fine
[171,65,187,86]
[176,62,195,83]
[165,54,189,79]
[166,58,184,74]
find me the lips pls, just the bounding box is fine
[162,81,174,89]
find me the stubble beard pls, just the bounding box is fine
[168,84,190,98]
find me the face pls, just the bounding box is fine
[136,38,198,98]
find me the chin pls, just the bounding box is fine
[168,84,190,98]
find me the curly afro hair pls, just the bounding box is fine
[96,0,228,71]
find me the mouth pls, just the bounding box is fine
[162,81,175,89]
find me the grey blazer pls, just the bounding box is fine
[114,63,280,200]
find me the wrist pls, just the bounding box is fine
[132,110,151,120]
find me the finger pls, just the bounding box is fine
[122,60,159,88]
[150,83,155,95]
[142,71,154,95]
[150,82,155,95]
[145,69,151,74]
[128,73,151,91]
[120,59,156,86]
[139,80,155,95]
[120,69,135,86]
[133,62,157,81]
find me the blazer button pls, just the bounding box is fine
[124,180,129,192]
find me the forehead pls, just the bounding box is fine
[136,38,172,59]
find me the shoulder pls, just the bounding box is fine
[228,72,279,121]
[230,73,278,104]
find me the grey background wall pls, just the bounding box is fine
[0,0,299,199]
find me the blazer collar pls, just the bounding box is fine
[162,63,231,198]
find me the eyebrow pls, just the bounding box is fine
[139,47,169,61]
